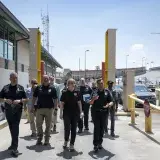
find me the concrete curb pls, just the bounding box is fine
[116,111,139,116]
[0,120,8,130]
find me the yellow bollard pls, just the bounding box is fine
[145,108,152,133]
[130,98,135,124]
[128,95,131,111]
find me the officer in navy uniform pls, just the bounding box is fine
[90,81,97,122]
[90,78,113,152]
[0,72,27,157]
[78,78,92,133]
[104,80,116,137]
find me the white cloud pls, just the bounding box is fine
[131,44,144,51]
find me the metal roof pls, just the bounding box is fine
[0,1,62,69]
[0,1,29,38]
[41,46,63,69]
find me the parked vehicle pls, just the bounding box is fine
[134,84,156,106]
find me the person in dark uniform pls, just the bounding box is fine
[90,81,97,122]
[78,78,92,133]
[0,72,27,157]
[90,78,113,152]
[32,75,58,145]
[104,81,116,137]
[60,78,83,151]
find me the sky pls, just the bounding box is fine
[1,0,160,71]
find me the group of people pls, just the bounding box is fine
[0,72,117,157]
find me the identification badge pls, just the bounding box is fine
[105,92,108,96]
[48,89,51,93]
[74,93,77,96]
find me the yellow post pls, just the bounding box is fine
[128,95,131,111]
[130,97,135,124]
[105,31,108,88]
[145,107,152,133]
[37,29,41,84]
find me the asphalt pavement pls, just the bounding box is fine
[0,110,160,160]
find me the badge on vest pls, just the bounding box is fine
[48,89,51,93]
[74,92,77,96]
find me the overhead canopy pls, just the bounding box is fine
[41,46,63,69]
[0,2,29,38]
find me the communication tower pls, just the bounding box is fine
[41,6,49,52]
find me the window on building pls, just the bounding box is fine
[0,24,15,61]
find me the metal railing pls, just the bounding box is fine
[128,94,160,133]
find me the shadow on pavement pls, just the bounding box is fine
[26,144,54,152]
[104,134,120,140]
[129,124,160,145]
[20,135,37,141]
[77,131,92,136]
[57,149,83,159]
[0,150,22,159]
[88,148,115,159]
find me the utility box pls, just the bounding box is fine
[122,70,135,111]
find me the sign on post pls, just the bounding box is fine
[143,99,150,117]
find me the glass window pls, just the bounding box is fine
[8,41,13,60]
[0,25,14,61]
[135,85,148,92]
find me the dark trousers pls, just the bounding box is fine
[63,114,78,145]
[91,106,93,121]
[105,106,115,133]
[78,103,90,130]
[5,108,22,150]
[93,110,107,146]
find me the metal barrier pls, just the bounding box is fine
[128,94,160,133]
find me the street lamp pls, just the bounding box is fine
[85,49,89,79]
[126,54,129,69]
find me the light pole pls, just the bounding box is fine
[84,49,89,79]
[126,54,129,69]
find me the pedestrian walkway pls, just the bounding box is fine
[0,110,160,160]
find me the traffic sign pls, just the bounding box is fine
[143,99,150,117]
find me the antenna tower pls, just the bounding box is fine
[41,6,49,52]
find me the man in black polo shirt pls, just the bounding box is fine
[32,75,58,145]
[60,78,83,151]
[78,78,92,133]
[90,79,113,153]
[0,72,27,157]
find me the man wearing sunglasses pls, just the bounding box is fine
[32,75,58,145]
[78,78,92,133]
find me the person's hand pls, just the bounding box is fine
[80,112,84,119]
[13,100,21,105]
[103,104,109,108]
[5,99,12,105]
[92,96,99,101]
